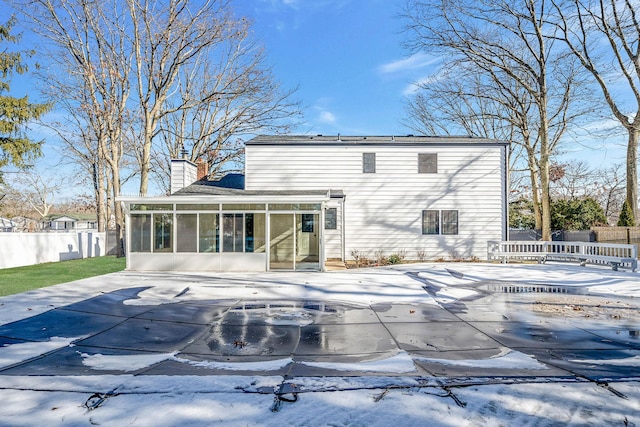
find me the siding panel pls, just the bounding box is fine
[246,143,506,260]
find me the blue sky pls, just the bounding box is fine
[233,0,431,135]
[2,0,435,198]
[1,0,629,199]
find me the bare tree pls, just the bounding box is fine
[0,179,35,219]
[127,0,300,195]
[404,69,548,227]
[548,161,594,200]
[20,0,133,254]
[4,170,60,217]
[595,163,626,223]
[24,172,58,217]
[403,0,592,239]
[152,28,300,191]
[552,0,640,223]
[548,160,626,224]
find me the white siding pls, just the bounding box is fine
[128,253,267,272]
[246,143,506,261]
[170,159,198,194]
[324,199,343,260]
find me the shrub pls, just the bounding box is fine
[374,249,387,266]
[388,250,406,265]
[388,254,402,264]
[350,249,368,267]
[551,197,607,230]
[617,199,636,226]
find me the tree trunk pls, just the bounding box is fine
[540,157,552,240]
[138,121,153,196]
[93,162,106,232]
[526,147,542,230]
[627,127,639,223]
[106,172,113,230]
[111,166,125,257]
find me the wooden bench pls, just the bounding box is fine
[487,241,548,264]
[491,251,548,264]
[488,241,638,272]
[545,252,636,271]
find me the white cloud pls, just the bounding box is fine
[378,53,440,75]
[402,71,449,96]
[318,111,337,124]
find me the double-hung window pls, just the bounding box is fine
[422,210,458,235]
[422,210,439,234]
[441,210,458,234]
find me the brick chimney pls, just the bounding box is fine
[196,158,209,181]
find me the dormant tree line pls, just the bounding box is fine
[4,0,300,253]
[2,0,638,245]
[403,0,640,237]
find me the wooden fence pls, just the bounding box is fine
[591,227,640,245]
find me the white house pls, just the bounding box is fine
[118,135,509,272]
[41,214,99,232]
[0,216,17,232]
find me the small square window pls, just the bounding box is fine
[302,213,315,232]
[418,153,437,173]
[325,208,337,230]
[363,153,376,173]
[422,210,439,235]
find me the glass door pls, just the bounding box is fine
[269,214,295,270]
[296,213,320,270]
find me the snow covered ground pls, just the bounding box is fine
[0,262,639,426]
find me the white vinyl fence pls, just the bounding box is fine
[0,232,106,269]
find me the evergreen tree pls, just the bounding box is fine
[0,16,50,181]
[551,198,607,230]
[617,200,636,227]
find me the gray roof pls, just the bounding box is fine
[246,134,508,146]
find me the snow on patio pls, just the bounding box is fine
[0,262,639,426]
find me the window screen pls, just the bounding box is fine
[131,214,151,252]
[223,213,244,252]
[153,213,173,252]
[199,213,219,253]
[176,214,197,252]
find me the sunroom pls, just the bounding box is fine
[119,192,331,272]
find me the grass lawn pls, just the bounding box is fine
[0,256,126,297]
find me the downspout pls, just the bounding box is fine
[504,144,510,241]
[265,205,271,271]
[321,200,326,272]
[341,196,346,263]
